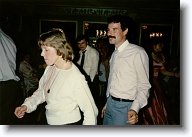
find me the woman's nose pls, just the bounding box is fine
[41,51,44,56]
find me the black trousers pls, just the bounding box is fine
[0,80,19,125]
[89,75,99,107]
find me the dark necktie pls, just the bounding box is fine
[80,50,86,67]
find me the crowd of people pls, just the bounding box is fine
[0,15,180,125]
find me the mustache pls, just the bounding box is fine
[108,35,116,39]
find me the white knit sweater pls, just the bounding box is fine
[23,63,98,125]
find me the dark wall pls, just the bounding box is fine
[0,1,180,65]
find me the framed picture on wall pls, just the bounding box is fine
[83,21,107,47]
[40,19,78,45]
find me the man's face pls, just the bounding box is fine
[77,39,87,51]
[107,22,128,48]
[24,55,30,63]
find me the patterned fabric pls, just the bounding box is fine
[139,56,175,125]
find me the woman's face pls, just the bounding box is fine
[41,45,59,66]
[153,44,164,52]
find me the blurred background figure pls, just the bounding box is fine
[97,38,110,98]
[161,55,180,124]
[76,34,100,107]
[0,28,20,125]
[96,38,114,103]
[19,52,38,97]
[95,37,114,124]
[139,38,180,125]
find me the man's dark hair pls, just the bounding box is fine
[107,15,130,31]
[75,34,89,43]
[107,15,136,43]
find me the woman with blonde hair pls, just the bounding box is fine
[15,29,98,125]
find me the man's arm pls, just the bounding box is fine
[130,50,151,113]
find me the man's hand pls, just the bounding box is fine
[127,109,138,124]
[101,105,106,118]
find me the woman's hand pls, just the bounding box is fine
[14,105,27,118]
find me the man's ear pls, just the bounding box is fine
[123,28,128,36]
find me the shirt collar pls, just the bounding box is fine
[81,45,90,53]
[116,40,129,52]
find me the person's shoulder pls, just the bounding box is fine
[71,64,86,79]
[126,43,147,54]
[87,45,98,51]
[128,43,144,50]
[20,61,25,65]
[123,43,147,58]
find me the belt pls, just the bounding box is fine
[111,95,134,102]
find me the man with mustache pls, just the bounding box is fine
[101,15,151,125]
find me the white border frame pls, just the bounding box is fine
[1,1,192,137]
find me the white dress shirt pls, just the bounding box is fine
[107,40,151,113]
[0,28,20,82]
[77,45,99,82]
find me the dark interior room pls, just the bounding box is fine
[0,0,180,126]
